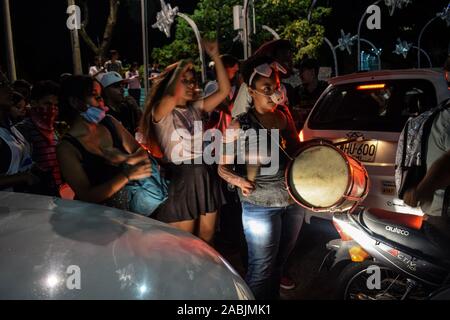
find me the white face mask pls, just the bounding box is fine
[252,85,287,105]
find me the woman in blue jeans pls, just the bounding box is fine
[218,56,304,299]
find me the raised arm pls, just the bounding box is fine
[152,60,193,123]
[200,41,231,112]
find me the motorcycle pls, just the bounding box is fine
[284,138,450,300]
[321,206,450,300]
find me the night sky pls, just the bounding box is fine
[1,0,449,82]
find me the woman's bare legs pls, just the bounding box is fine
[169,219,196,234]
[197,211,217,245]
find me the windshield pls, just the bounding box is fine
[308,79,437,132]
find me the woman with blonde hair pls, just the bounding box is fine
[140,40,230,244]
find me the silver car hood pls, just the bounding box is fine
[0,192,253,300]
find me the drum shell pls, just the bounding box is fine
[286,141,369,213]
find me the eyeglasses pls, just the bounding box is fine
[253,85,281,97]
[248,62,287,86]
[181,78,197,87]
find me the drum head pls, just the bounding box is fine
[288,145,349,209]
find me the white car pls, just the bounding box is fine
[0,192,253,299]
[300,69,450,221]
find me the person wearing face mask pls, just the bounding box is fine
[15,81,62,196]
[56,75,152,210]
[140,40,230,244]
[218,56,305,300]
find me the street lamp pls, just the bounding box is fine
[261,25,280,40]
[141,0,150,96]
[323,37,339,76]
[417,3,450,68]
[333,30,382,73]
[152,0,206,83]
[242,0,251,59]
[3,0,17,81]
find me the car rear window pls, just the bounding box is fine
[308,79,437,132]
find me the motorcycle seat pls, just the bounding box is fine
[362,208,450,262]
[366,208,424,230]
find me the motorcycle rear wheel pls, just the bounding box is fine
[335,261,428,300]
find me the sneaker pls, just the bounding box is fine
[280,276,296,290]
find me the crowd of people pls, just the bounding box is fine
[1,40,449,300]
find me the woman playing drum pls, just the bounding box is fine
[218,56,305,300]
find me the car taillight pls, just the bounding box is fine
[333,220,353,241]
[299,130,304,142]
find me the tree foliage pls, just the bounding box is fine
[151,0,331,67]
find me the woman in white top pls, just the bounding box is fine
[140,40,230,243]
[125,62,141,106]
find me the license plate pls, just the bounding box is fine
[339,140,378,162]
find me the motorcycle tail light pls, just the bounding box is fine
[333,220,353,241]
[349,246,369,262]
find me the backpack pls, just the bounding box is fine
[395,98,450,199]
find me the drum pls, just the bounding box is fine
[286,140,369,212]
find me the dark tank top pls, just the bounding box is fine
[62,116,129,209]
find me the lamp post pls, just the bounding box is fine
[357,0,382,71]
[323,37,339,76]
[67,0,82,75]
[152,0,206,83]
[3,0,16,81]
[307,0,318,23]
[358,38,382,70]
[141,0,149,96]
[334,30,382,72]
[417,3,450,68]
[261,25,280,40]
[242,0,251,59]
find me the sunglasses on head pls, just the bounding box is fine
[249,62,287,86]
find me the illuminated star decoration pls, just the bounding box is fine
[393,38,412,59]
[384,0,412,16]
[436,3,450,27]
[151,0,179,38]
[337,30,355,55]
